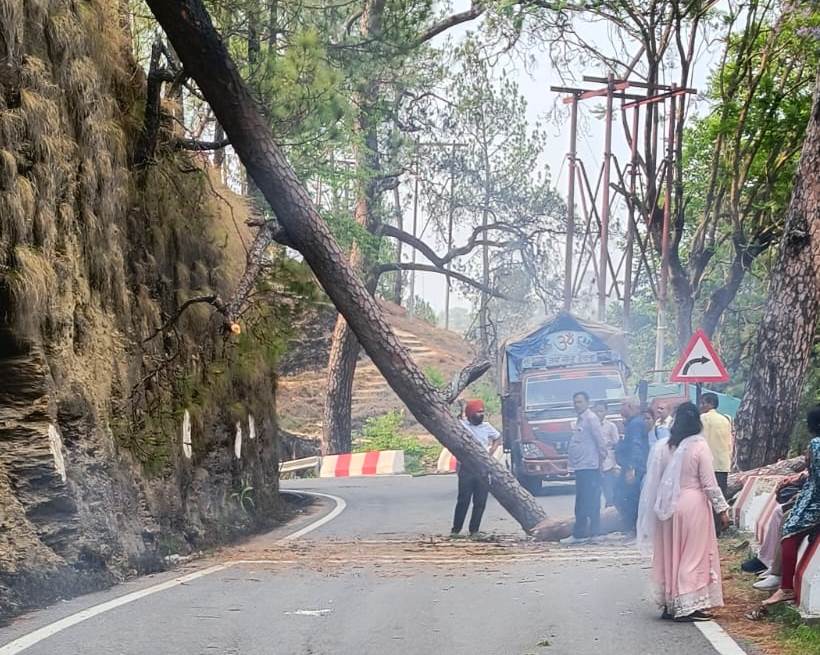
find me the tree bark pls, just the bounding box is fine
[392,184,403,306]
[134,41,164,168]
[145,0,548,532]
[734,71,820,470]
[320,1,383,456]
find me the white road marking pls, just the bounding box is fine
[0,492,346,655]
[281,492,346,541]
[696,621,748,655]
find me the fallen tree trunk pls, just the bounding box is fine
[145,0,548,533]
[726,456,807,499]
[532,507,622,542]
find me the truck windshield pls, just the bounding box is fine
[525,375,624,410]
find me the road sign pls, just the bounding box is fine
[670,329,729,383]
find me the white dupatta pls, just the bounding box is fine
[636,434,706,557]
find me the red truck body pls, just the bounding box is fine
[499,313,629,494]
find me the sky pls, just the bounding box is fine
[409,1,725,319]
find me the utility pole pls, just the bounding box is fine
[598,73,614,322]
[655,86,677,381]
[444,143,455,330]
[563,95,579,313]
[623,105,640,334]
[408,139,419,316]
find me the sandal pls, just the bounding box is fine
[745,606,769,621]
[762,589,795,606]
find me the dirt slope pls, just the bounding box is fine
[277,301,475,439]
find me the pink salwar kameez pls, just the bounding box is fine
[638,436,729,618]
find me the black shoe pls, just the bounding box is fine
[661,607,673,620]
[741,557,767,574]
[674,611,711,623]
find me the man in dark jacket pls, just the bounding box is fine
[616,396,650,534]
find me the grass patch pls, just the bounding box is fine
[353,411,441,475]
[767,604,820,654]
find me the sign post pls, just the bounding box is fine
[670,330,730,393]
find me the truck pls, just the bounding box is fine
[499,312,630,494]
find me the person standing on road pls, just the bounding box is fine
[451,399,501,538]
[637,402,730,622]
[562,391,607,544]
[615,396,650,534]
[651,401,673,447]
[593,401,620,508]
[698,393,732,501]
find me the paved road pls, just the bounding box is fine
[0,475,737,655]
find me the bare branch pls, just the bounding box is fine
[142,294,230,343]
[443,359,492,404]
[380,222,522,268]
[416,2,487,46]
[173,137,230,151]
[376,262,509,299]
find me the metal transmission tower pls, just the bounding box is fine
[551,74,695,377]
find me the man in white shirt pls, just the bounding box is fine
[451,399,501,537]
[593,401,620,508]
[650,400,673,447]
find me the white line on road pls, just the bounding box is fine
[696,621,748,655]
[0,492,346,655]
[280,492,346,541]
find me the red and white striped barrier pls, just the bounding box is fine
[796,535,820,618]
[733,476,782,531]
[319,450,405,478]
[436,447,505,473]
[755,492,779,544]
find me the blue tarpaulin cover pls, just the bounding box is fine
[500,313,627,389]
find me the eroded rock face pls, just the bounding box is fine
[0,0,282,622]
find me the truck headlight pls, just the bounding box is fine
[521,442,543,459]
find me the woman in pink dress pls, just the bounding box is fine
[637,402,731,622]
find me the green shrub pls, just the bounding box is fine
[354,410,440,474]
[424,365,447,390]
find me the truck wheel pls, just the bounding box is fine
[520,475,541,496]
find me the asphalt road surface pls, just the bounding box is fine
[0,475,744,655]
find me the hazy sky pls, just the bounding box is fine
[410,2,723,318]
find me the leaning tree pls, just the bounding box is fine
[144,0,550,533]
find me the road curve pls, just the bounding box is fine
[0,475,741,655]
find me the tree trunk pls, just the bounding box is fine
[392,184,403,306]
[321,0,384,455]
[322,318,360,455]
[146,0,548,532]
[734,71,820,470]
[213,121,225,179]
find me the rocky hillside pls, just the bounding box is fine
[0,0,296,620]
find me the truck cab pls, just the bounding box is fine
[499,313,629,495]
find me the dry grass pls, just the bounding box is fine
[5,245,55,332]
[715,541,820,655]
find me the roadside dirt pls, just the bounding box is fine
[712,542,797,655]
[277,300,476,439]
[220,534,643,576]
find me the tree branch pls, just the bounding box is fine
[142,294,230,343]
[380,222,519,268]
[443,359,492,404]
[376,262,509,299]
[173,137,230,151]
[416,2,487,45]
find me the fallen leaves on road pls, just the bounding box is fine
[220,534,642,576]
